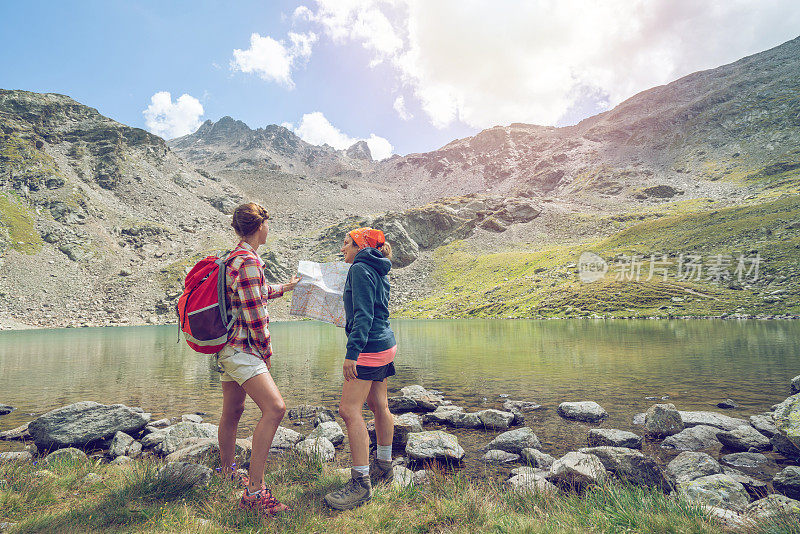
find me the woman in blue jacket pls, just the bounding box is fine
[324,227,397,510]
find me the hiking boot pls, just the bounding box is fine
[370,458,394,486]
[324,469,372,510]
[239,487,291,516]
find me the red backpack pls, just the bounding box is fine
[176,249,254,354]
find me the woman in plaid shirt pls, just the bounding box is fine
[217,202,299,516]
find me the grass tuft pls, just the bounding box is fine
[1,453,774,533]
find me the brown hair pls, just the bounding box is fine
[377,241,392,260]
[231,202,269,237]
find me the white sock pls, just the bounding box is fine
[376,445,392,461]
[353,464,370,476]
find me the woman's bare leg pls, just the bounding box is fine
[241,370,286,492]
[219,381,246,474]
[338,378,374,466]
[366,379,393,448]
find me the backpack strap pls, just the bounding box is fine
[216,249,261,330]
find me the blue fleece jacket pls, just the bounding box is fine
[343,247,396,361]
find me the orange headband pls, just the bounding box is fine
[349,227,385,250]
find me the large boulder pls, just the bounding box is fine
[475,409,515,430]
[749,413,777,438]
[377,206,475,251]
[44,447,89,467]
[716,426,771,452]
[677,474,751,512]
[295,437,335,462]
[0,404,13,416]
[720,452,776,470]
[482,450,520,464]
[587,429,642,449]
[399,385,446,412]
[773,466,800,500]
[771,432,800,460]
[388,396,419,414]
[502,400,543,413]
[745,494,800,522]
[423,406,464,425]
[376,219,418,268]
[644,404,683,438]
[579,446,670,489]
[666,452,723,485]
[368,412,422,447]
[773,393,800,452]
[449,412,482,429]
[28,402,150,449]
[511,466,549,478]
[678,411,747,431]
[391,465,415,488]
[313,410,336,427]
[791,375,800,394]
[0,423,30,441]
[494,199,542,224]
[548,452,607,487]
[270,426,304,451]
[661,425,722,451]
[306,421,345,446]
[722,467,769,500]
[158,462,212,488]
[152,422,219,456]
[521,448,555,469]
[106,432,141,459]
[405,431,464,462]
[421,406,479,428]
[485,427,542,455]
[557,401,608,423]
[507,473,558,494]
[107,431,135,458]
[166,437,251,467]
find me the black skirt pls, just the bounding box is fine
[355,361,396,382]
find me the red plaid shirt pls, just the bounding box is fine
[224,241,284,361]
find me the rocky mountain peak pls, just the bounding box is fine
[188,115,252,143]
[0,89,165,150]
[346,140,372,161]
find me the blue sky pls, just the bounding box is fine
[2,1,799,159]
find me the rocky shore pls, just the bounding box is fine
[2,375,799,527]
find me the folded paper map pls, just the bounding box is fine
[289,260,351,327]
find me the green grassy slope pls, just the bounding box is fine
[396,193,800,319]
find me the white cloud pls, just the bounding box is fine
[231,31,317,88]
[143,91,204,139]
[300,0,800,129]
[293,5,314,21]
[288,111,393,160]
[393,96,412,120]
[365,134,393,160]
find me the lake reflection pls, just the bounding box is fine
[1,320,798,461]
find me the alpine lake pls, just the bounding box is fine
[1,319,798,477]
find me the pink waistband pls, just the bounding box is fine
[356,345,397,367]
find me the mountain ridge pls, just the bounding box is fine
[1,36,799,328]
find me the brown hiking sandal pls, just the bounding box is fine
[324,469,373,510]
[239,487,291,516]
[370,458,394,486]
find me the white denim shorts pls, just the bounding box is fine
[215,345,269,385]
